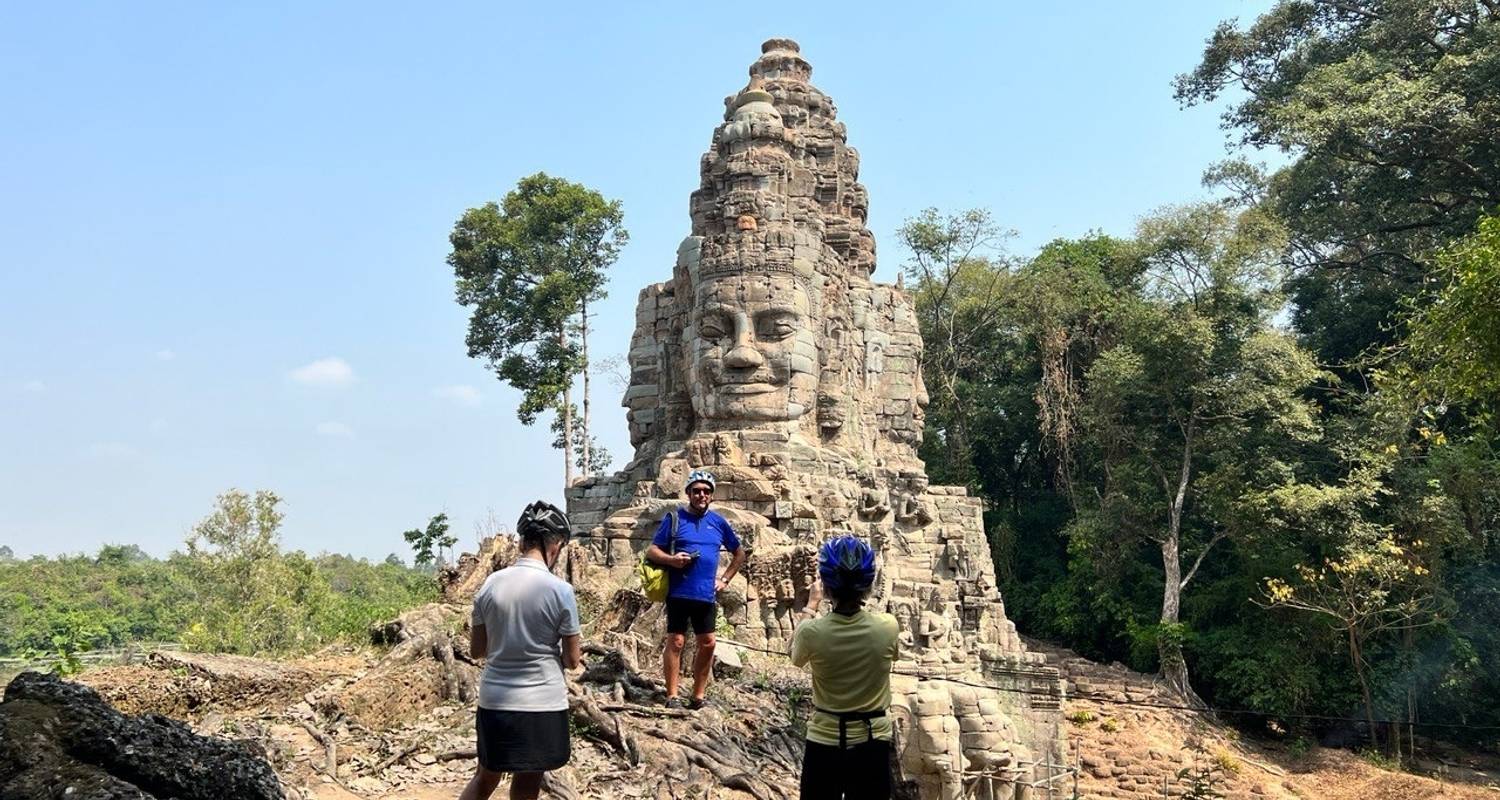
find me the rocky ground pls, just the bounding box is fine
[1,537,814,800]
[14,630,1491,800]
[3,537,1495,799]
[1032,639,1500,799]
[77,631,811,800]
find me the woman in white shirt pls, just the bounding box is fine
[459,501,583,800]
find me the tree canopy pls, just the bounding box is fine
[1176,0,1500,365]
[449,173,628,485]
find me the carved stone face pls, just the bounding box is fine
[688,274,818,422]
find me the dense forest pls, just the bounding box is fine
[904,0,1498,749]
[0,489,436,666]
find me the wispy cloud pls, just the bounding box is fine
[289,357,355,388]
[86,442,138,459]
[155,349,176,361]
[316,421,355,438]
[21,379,45,393]
[433,384,482,407]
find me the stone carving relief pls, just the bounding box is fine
[864,329,889,388]
[857,486,891,521]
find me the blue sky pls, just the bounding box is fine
[0,1,1273,561]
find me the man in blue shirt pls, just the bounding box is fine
[645,468,746,709]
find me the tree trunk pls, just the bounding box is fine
[1158,536,1201,706]
[1159,427,1204,706]
[560,324,574,489]
[1350,626,1378,750]
[581,298,592,477]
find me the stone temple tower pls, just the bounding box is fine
[566,39,1064,798]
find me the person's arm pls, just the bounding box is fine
[469,624,488,661]
[716,546,747,593]
[647,512,691,567]
[794,578,823,625]
[789,624,812,667]
[558,587,584,671]
[469,589,489,661]
[715,519,745,593]
[646,543,691,568]
[560,633,583,670]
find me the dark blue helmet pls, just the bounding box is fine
[818,535,876,596]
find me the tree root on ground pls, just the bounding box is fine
[296,718,338,779]
[645,726,789,800]
[569,683,639,765]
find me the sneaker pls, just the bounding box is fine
[687,697,707,711]
[665,697,684,709]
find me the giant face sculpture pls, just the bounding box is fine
[688,273,818,422]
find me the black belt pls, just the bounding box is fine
[814,706,886,749]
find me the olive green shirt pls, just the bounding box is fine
[790,610,900,746]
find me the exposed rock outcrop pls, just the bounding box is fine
[0,670,283,800]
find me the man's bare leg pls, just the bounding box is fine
[663,633,686,699]
[691,632,716,701]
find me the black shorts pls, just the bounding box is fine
[475,708,570,773]
[800,739,892,799]
[665,597,717,636]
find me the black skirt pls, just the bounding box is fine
[476,708,571,772]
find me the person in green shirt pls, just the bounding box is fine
[790,535,899,799]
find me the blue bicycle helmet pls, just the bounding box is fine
[818,535,877,597]
[685,469,716,492]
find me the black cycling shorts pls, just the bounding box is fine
[801,739,892,799]
[665,597,716,636]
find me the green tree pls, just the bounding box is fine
[1260,472,1438,742]
[897,208,1014,487]
[1177,2,1500,744]
[977,234,1151,668]
[0,535,437,661]
[1176,0,1500,366]
[1399,213,1500,406]
[449,173,628,487]
[1067,202,1321,701]
[403,512,453,568]
[551,402,612,475]
[1018,234,1147,502]
[94,544,150,565]
[180,489,332,655]
[309,552,440,642]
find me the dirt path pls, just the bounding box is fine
[307,781,467,800]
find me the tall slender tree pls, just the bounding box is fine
[448,173,627,487]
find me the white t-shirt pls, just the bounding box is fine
[470,557,581,711]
